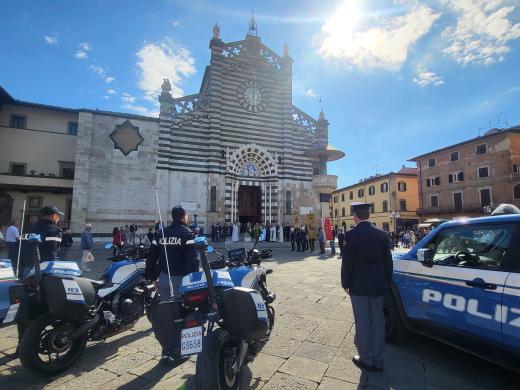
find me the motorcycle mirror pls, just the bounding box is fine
[206,246,214,253]
[104,242,114,250]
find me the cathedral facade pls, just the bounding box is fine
[154,25,344,229]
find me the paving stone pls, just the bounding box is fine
[53,367,118,389]
[317,376,360,390]
[262,372,318,390]
[104,372,151,390]
[294,341,338,364]
[278,355,328,383]
[102,351,155,375]
[307,328,347,347]
[262,335,302,359]
[325,356,368,386]
[246,352,286,382]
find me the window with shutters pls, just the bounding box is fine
[398,181,407,192]
[370,203,375,213]
[349,191,353,200]
[477,166,489,179]
[368,186,375,195]
[514,184,520,200]
[382,200,388,212]
[426,176,440,187]
[358,188,364,198]
[334,209,338,217]
[399,199,407,211]
[341,193,345,202]
[430,195,439,207]
[449,171,464,183]
[341,207,345,217]
[380,182,389,193]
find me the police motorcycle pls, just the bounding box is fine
[1,235,155,376]
[106,235,150,261]
[171,236,276,389]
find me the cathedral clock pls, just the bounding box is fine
[237,80,268,113]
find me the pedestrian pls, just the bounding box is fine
[147,227,154,244]
[341,202,392,372]
[330,226,337,255]
[290,227,295,251]
[124,225,130,244]
[5,220,20,271]
[211,223,216,242]
[60,229,73,259]
[112,226,123,256]
[308,226,316,252]
[301,226,308,251]
[337,228,345,258]
[145,205,199,366]
[80,223,94,272]
[295,227,302,252]
[317,227,325,254]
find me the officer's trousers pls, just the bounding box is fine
[350,295,385,368]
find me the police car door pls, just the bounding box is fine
[404,223,517,352]
[502,260,520,365]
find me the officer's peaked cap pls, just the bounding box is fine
[350,202,371,211]
[171,205,189,220]
[40,205,64,216]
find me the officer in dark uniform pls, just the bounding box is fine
[18,205,63,278]
[341,202,393,372]
[145,205,199,366]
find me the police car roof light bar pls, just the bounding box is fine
[155,190,175,299]
[15,199,27,279]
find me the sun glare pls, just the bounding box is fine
[322,0,362,39]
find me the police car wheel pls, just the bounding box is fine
[384,295,407,343]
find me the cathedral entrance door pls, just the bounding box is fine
[237,185,261,224]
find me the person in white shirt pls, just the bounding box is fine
[5,220,20,270]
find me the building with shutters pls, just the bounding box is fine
[331,167,419,233]
[410,126,520,219]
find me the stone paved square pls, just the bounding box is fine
[0,244,519,389]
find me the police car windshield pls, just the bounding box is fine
[432,224,515,269]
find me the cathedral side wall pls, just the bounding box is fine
[70,113,159,234]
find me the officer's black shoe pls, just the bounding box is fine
[352,355,377,371]
[160,354,188,368]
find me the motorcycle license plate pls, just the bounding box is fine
[2,303,20,324]
[180,326,203,356]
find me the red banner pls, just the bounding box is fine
[324,218,332,241]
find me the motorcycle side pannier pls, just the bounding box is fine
[221,287,269,341]
[42,276,95,321]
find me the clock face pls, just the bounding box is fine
[237,80,268,112]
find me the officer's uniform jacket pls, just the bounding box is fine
[19,219,62,270]
[145,221,199,280]
[341,221,393,296]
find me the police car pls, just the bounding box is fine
[385,210,520,372]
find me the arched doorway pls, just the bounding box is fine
[0,192,13,226]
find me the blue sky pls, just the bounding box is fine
[1,0,520,187]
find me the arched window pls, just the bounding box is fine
[358,188,364,198]
[514,184,520,199]
[341,207,346,217]
[349,191,353,200]
[369,186,375,196]
[382,200,388,212]
[381,182,389,193]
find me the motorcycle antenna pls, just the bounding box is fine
[15,199,27,279]
[155,189,175,299]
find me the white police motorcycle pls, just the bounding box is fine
[1,236,154,376]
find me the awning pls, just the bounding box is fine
[418,223,431,228]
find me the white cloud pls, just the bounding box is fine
[304,88,317,97]
[136,37,196,101]
[107,89,117,94]
[171,21,180,27]
[413,70,445,87]
[442,0,520,65]
[75,51,87,59]
[318,2,441,71]
[121,93,136,103]
[90,64,105,75]
[122,103,159,117]
[104,76,115,83]
[44,35,57,45]
[79,42,92,51]
[103,95,110,99]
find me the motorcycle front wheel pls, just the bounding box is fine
[196,329,243,390]
[19,312,88,376]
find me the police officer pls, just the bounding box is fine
[145,205,199,366]
[341,202,393,372]
[18,205,63,279]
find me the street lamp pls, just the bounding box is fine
[389,211,400,233]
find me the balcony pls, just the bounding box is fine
[417,204,486,216]
[312,174,338,194]
[512,172,520,181]
[0,173,73,193]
